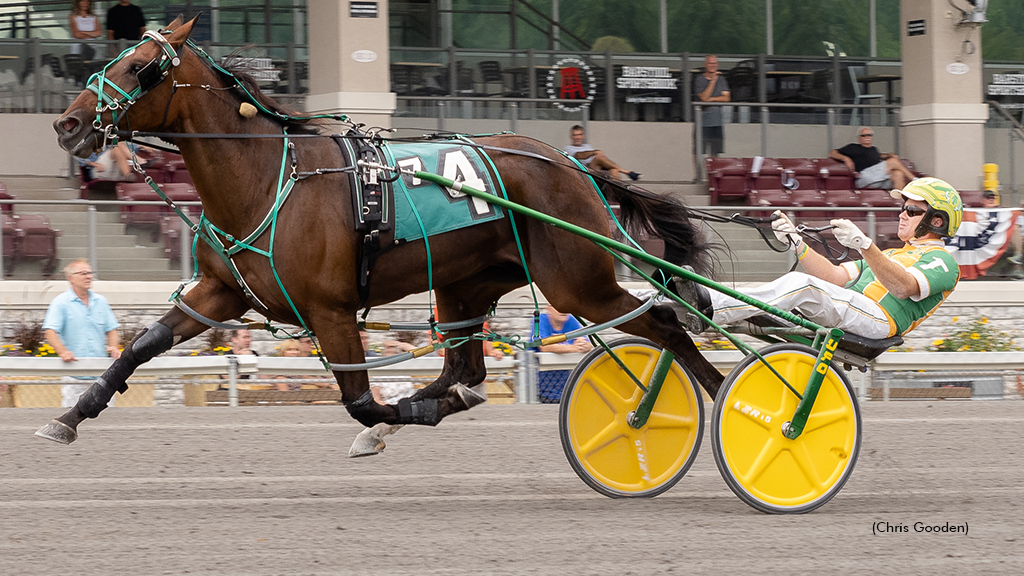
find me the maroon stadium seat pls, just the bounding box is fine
[749,157,786,192]
[706,157,751,204]
[790,188,832,220]
[1,213,20,276]
[779,158,822,192]
[8,213,61,276]
[0,184,15,214]
[958,189,986,208]
[828,189,866,220]
[746,188,792,217]
[814,159,854,191]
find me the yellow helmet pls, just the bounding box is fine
[889,177,963,237]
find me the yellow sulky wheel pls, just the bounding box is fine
[711,343,861,514]
[559,338,705,498]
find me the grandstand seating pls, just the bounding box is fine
[117,182,199,241]
[706,157,752,204]
[80,151,192,199]
[0,181,62,276]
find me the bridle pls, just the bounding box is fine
[87,29,182,141]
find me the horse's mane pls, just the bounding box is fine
[216,51,322,133]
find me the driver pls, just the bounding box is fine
[672,177,962,339]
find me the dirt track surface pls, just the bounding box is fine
[1,402,1022,576]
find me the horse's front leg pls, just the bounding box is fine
[35,279,250,444]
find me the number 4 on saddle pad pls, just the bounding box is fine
[381,142,505,242]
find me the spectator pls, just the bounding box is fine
[219,328,257,387]
[694,55,731,157]
[977,190,1024,275]
[360,330,379,357]
[564,125,641,181]
[83,142,137,182]
[106,0,145,46]
[829,127,916,190]
[43,258,121,408]
[298,336,315,357]
[69,0,102,60]
[228,328,256,356]
[537,305,593,354]
[274,339,303,391]
[534,305,593,403]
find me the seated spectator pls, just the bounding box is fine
[360,330,379,357]
[534,304,593,403]
[564,125,640,181]
[274,339,304,391]
[536,305,593,354]
[85,142,139,182]
[829,128,916,190]
[219,328,258,387]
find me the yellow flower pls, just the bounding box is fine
[932,339,944,346]
[981,317,989,324]
[971,333,980,340]
[952,316,959,322]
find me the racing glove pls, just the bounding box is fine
[831,218,873,252]
[771,210,803,253]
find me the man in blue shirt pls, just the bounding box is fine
[43,258,121,407]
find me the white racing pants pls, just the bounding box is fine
[632,272,892,339]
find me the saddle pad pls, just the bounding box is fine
[381,142,504,242]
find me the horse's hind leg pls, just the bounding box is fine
[35,278,251,444]
[544,279,724,399]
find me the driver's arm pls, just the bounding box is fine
[857,245,921,299]
[795,244,856,286]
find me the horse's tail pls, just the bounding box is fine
[602,182,716,280]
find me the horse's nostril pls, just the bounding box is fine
[61,118,79,133]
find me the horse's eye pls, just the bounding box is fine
[129,64,143,74]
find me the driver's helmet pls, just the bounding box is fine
[889,177,963,238]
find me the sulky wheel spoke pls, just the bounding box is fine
[802,406,853,436]
[790,440,824,489]
[737,436,783,486]
[645,411,697,432]
[576,420,628,457]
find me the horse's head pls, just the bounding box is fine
[54,16,198,157]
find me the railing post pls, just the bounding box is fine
[286,42,296,95]
[527,350,539,403]
[827,107,835,152]
[437,100,446,131]
[786,210,797,269]
[760,105,769,157]
[180,213,191,281]
[228,356,239,407]
[447,45,457,98]
[682,53,691,123]
[605,49,615,121]
[87,204,98,277]
[509,101,518,132]
[32,37,42,113]
[694,104,704,181]
[893,107,900,156]
[867,209,877,243]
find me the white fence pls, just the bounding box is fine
[1,351,1022,408]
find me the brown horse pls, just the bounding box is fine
[40,17,724,447]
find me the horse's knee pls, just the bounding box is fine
[125,322,175,365]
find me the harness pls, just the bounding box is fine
[333,131,398,308]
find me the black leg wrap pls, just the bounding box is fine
[128,322,175,361]
[80,322,175,419]
[344,389,381,427]
[394,397,440,426]
[76,377,118,419]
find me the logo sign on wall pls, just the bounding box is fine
[988,73,1024,110]
[546,57,597,112]
[617,66,678,104]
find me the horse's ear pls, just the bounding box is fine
[167,15,200,49]
[164,15,184,31]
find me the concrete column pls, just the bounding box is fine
[900,0,987,190]
[305,0,396,127]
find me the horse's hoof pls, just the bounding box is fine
[35,420,78,445]
[448,383,487,411]
[347,423,402,458]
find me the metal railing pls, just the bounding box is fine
[1,352,1021,408]
[0,198,200,281]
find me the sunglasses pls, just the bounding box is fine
[901,204,927,217]
[859,133,874,137]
